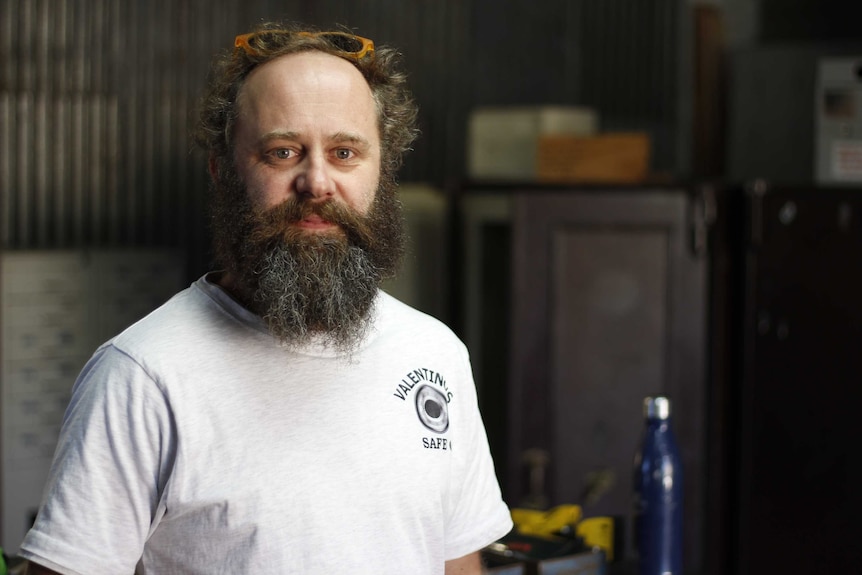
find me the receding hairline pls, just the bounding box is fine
[234,51,384,129]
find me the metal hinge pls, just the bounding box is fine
[690,184,717,257]
[746,178,769,250]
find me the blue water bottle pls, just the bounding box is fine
[633,395,683,575]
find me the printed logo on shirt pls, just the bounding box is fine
[415,384,449,433]
[392,367,453,441]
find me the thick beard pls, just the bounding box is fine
[209,163,405,353]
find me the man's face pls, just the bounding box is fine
[231,51,382,226]
[209,51,404,353]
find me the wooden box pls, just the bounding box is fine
[536,133,650,184]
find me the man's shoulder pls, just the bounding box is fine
[116,283,198,330]
[86,278,262,379]
[378,291,451,328]
[109,279,235,354]
[376,291,466,348]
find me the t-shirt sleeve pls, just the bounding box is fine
[443,344,513,561]
[18,344,176,575]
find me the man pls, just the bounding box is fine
[19,21,512,575]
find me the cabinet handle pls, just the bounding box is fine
[691,184,717,257]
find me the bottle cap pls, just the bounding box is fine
[644,395,671,420]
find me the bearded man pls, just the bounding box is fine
[19,22,511,575]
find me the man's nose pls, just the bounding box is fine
[295,154,334,200]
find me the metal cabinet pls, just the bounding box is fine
[731,184,862,575]
[458,187,710,572]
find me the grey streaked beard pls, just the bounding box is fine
[254,232,381,354]
[208,156,406,354]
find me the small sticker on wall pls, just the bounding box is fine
[831,139,862,181]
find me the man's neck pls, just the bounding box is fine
[212,271,258,314]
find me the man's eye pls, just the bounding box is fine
[334,148,353,160]
[273,149,294,159]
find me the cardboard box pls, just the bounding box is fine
[468,106,598,180]
[536,133,650,184]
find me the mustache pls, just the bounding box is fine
[247,198,376,250]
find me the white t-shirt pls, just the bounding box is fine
[19,275,512,575]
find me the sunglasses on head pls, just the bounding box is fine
[234,30,375,60]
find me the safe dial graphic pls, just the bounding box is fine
[415,384,449,433]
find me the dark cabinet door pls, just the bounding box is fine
[735,185,862,575]
[508,189,709,570]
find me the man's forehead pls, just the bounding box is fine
[239,51,372,104]
[234,51,379,139]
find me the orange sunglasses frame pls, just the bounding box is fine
[234,30,375,60]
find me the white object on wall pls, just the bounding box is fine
[0,249,185,553]
[381,183,450,323]
[816,57,862,185]
[467,106,598,181]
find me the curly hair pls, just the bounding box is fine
[193,21,419,180]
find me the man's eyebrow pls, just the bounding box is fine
[256,130,372,151]
[258,130,300,144]
[331,131,372,150]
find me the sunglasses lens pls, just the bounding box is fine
[321,33,364,54]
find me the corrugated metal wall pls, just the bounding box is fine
[574,0,689,177]
[1,0,687,276]
[1,0,246,276]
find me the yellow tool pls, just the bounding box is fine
[576,516,615,562]
[510,504,583,537]
[510,505,616,562]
